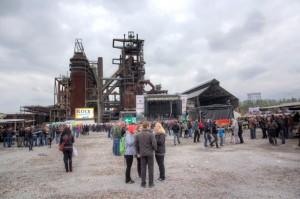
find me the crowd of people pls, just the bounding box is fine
[105,114,300,188]
[110,121,165,188]
[1,113,299,188]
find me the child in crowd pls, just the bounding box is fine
[218,126,225,146]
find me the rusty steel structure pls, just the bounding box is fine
[101,31,167,117]
[50,32,167,122]
[69,39,99,117]
[50,39,100,122]
[52,75,71,121]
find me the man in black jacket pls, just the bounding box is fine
[172,121,181,146]
[135,121,157,188]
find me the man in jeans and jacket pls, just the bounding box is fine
[135,121,157,188]
[113,122,122,156]
[172,121,181,145]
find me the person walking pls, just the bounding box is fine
[172,121,181,145]
[60,127,75,172]
[192,119,200,143]
[182,122,188,138]
[154,123,166,181]
[135,121,157,188]
[210,120,219,148]
[124,124,136,184]
[203,119,213,147]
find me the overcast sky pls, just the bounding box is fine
[1,0,300,114]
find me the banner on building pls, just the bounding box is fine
[181,94,188,115]
[136,95,145,117]
[75,108,94,119]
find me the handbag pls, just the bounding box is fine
[58,135,69,151]
[72,146,78,156]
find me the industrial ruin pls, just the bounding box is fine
[4,31,239,125]
[51,31,168,122]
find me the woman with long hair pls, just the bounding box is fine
[154,122,166,181]
[60,127,75,172]
[124,124,136,184]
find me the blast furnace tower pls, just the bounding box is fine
[101,31,167,116]
[69,39,98,117]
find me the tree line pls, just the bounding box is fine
[238,97,300,115]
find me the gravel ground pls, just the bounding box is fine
[0,129,299,199]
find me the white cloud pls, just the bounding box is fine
[0,0,300,113]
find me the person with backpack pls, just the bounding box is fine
[123,124,136,184]
[113,122,122,156]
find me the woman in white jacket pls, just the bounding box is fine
[231,118,240,144]
[124,124,136,184]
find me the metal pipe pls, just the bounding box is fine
[101,78,124,80]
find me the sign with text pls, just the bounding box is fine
[123,117,138,124]
[75,108,94,119]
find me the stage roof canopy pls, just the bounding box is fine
[181,79,239,108]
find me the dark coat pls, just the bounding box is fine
[155,133,166,155]
[26,130,33,139]
[172,123,180,133]
[135,129,157,157]
[60,133,75,149]
[238,121,243,134]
